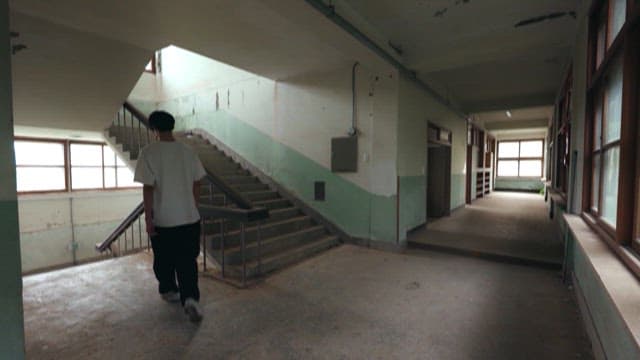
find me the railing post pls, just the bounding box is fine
[257,221,262,276]
[201,218,207,272]
[241,222,246,287]
[220,217,225,279]
[129,110,134,152]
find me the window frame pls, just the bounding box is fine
[15,137,140,195]
[144,52,157,74]
[582,0,640,272]
[496,139,545,178]
[552,69,573,197]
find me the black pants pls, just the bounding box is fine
[150,221,201,305]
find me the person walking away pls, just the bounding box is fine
[134,110,206,322]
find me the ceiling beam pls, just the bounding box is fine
[464,92,554,113]
[485,118,549,130]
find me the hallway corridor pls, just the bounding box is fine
[410,192,563,268]
[23,244,591,359]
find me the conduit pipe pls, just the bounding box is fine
[350,61,359,136]
[304,0,468,120]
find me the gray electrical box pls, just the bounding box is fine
[331,136,358,172]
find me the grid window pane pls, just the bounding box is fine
[594,97,603,150]
[604,57,623,144]
[71,167,104,189]
[596,20,606,68]
[498,142,519,158]
[14,141,65,166]
[498,161,519,177]
[519,160,542,177]
[520,141,543,158]
[609,0,627,46]
[592,154,601,211]
[71,144,103,166]
[16,167,66,192]
[105,167,117,188]
[601,147,620,227]
[117,167,139,188]
[103,146,116,166]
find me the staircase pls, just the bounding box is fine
[102,103,340,281]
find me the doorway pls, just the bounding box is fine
[427,124,452,220]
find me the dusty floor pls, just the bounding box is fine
[24,244,591,359]
[409,192,563,267]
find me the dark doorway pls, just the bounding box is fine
[427,124,452,220]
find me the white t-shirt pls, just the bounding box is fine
[134,141,206,227]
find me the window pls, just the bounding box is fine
[15,140,67,192]
[15,138,140,193]
[583,0,640,260]
[553,70,573,195]
[144,52,157,74]
[497,140,544,178]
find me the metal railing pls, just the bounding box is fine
[96,203,148,256]
[99,102,270,284]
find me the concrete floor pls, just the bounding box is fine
[24,245,591,359]
[409,192,563,267]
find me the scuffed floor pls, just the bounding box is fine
[410,191,563,267]
[23,244,591,359]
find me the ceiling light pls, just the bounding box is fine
[506,110,512,118]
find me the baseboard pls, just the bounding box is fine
[572,272,606,360]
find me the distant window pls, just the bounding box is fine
[496,140,544,178]
[15,138,140,193]
[144,53,157,74]
[15,140,67,192]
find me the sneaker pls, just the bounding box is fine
[161,291,180,303]
[184,298,203,322]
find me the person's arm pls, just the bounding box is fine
[143,185,156,235]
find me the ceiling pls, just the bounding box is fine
[9,0,581,130]
[338,0,580,113]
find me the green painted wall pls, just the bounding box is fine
[0,0,25,355]
[137,100,399,242]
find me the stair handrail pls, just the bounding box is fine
[122,102,254,210]
[96,202,145,253]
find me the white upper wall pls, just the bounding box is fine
[130,46,399,196]
[10,12,151,131]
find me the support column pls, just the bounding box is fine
[0,0,26,358]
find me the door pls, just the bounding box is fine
[427,144,452,219]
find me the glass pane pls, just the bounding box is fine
[103,146,116,166]
[592,154,601,211]
[497,160,519,177]
[594,96,603,150]
[602,147,620,227]
[520,141,543,157]
[519,160,542,177]
[609,0,626,46]
[498,142,519,158]
[14,141,65,166]
[71,167,104,189]
[117,167,140,188]
[104,167,116,188]
[604,56,623,144]
[596,20,606,68]
[71,144,103,166]
[16,167,66,192]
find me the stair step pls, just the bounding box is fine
[231,182,270,192]
[224,236,339,278]
[219,175,260,184]
[206,216,315,248]
[253,198,291,210]
[202,207,301,233]
[217,225,326,265]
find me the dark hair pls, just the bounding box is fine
[148,111,175,132]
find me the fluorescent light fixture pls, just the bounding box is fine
[506,110,512,118]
